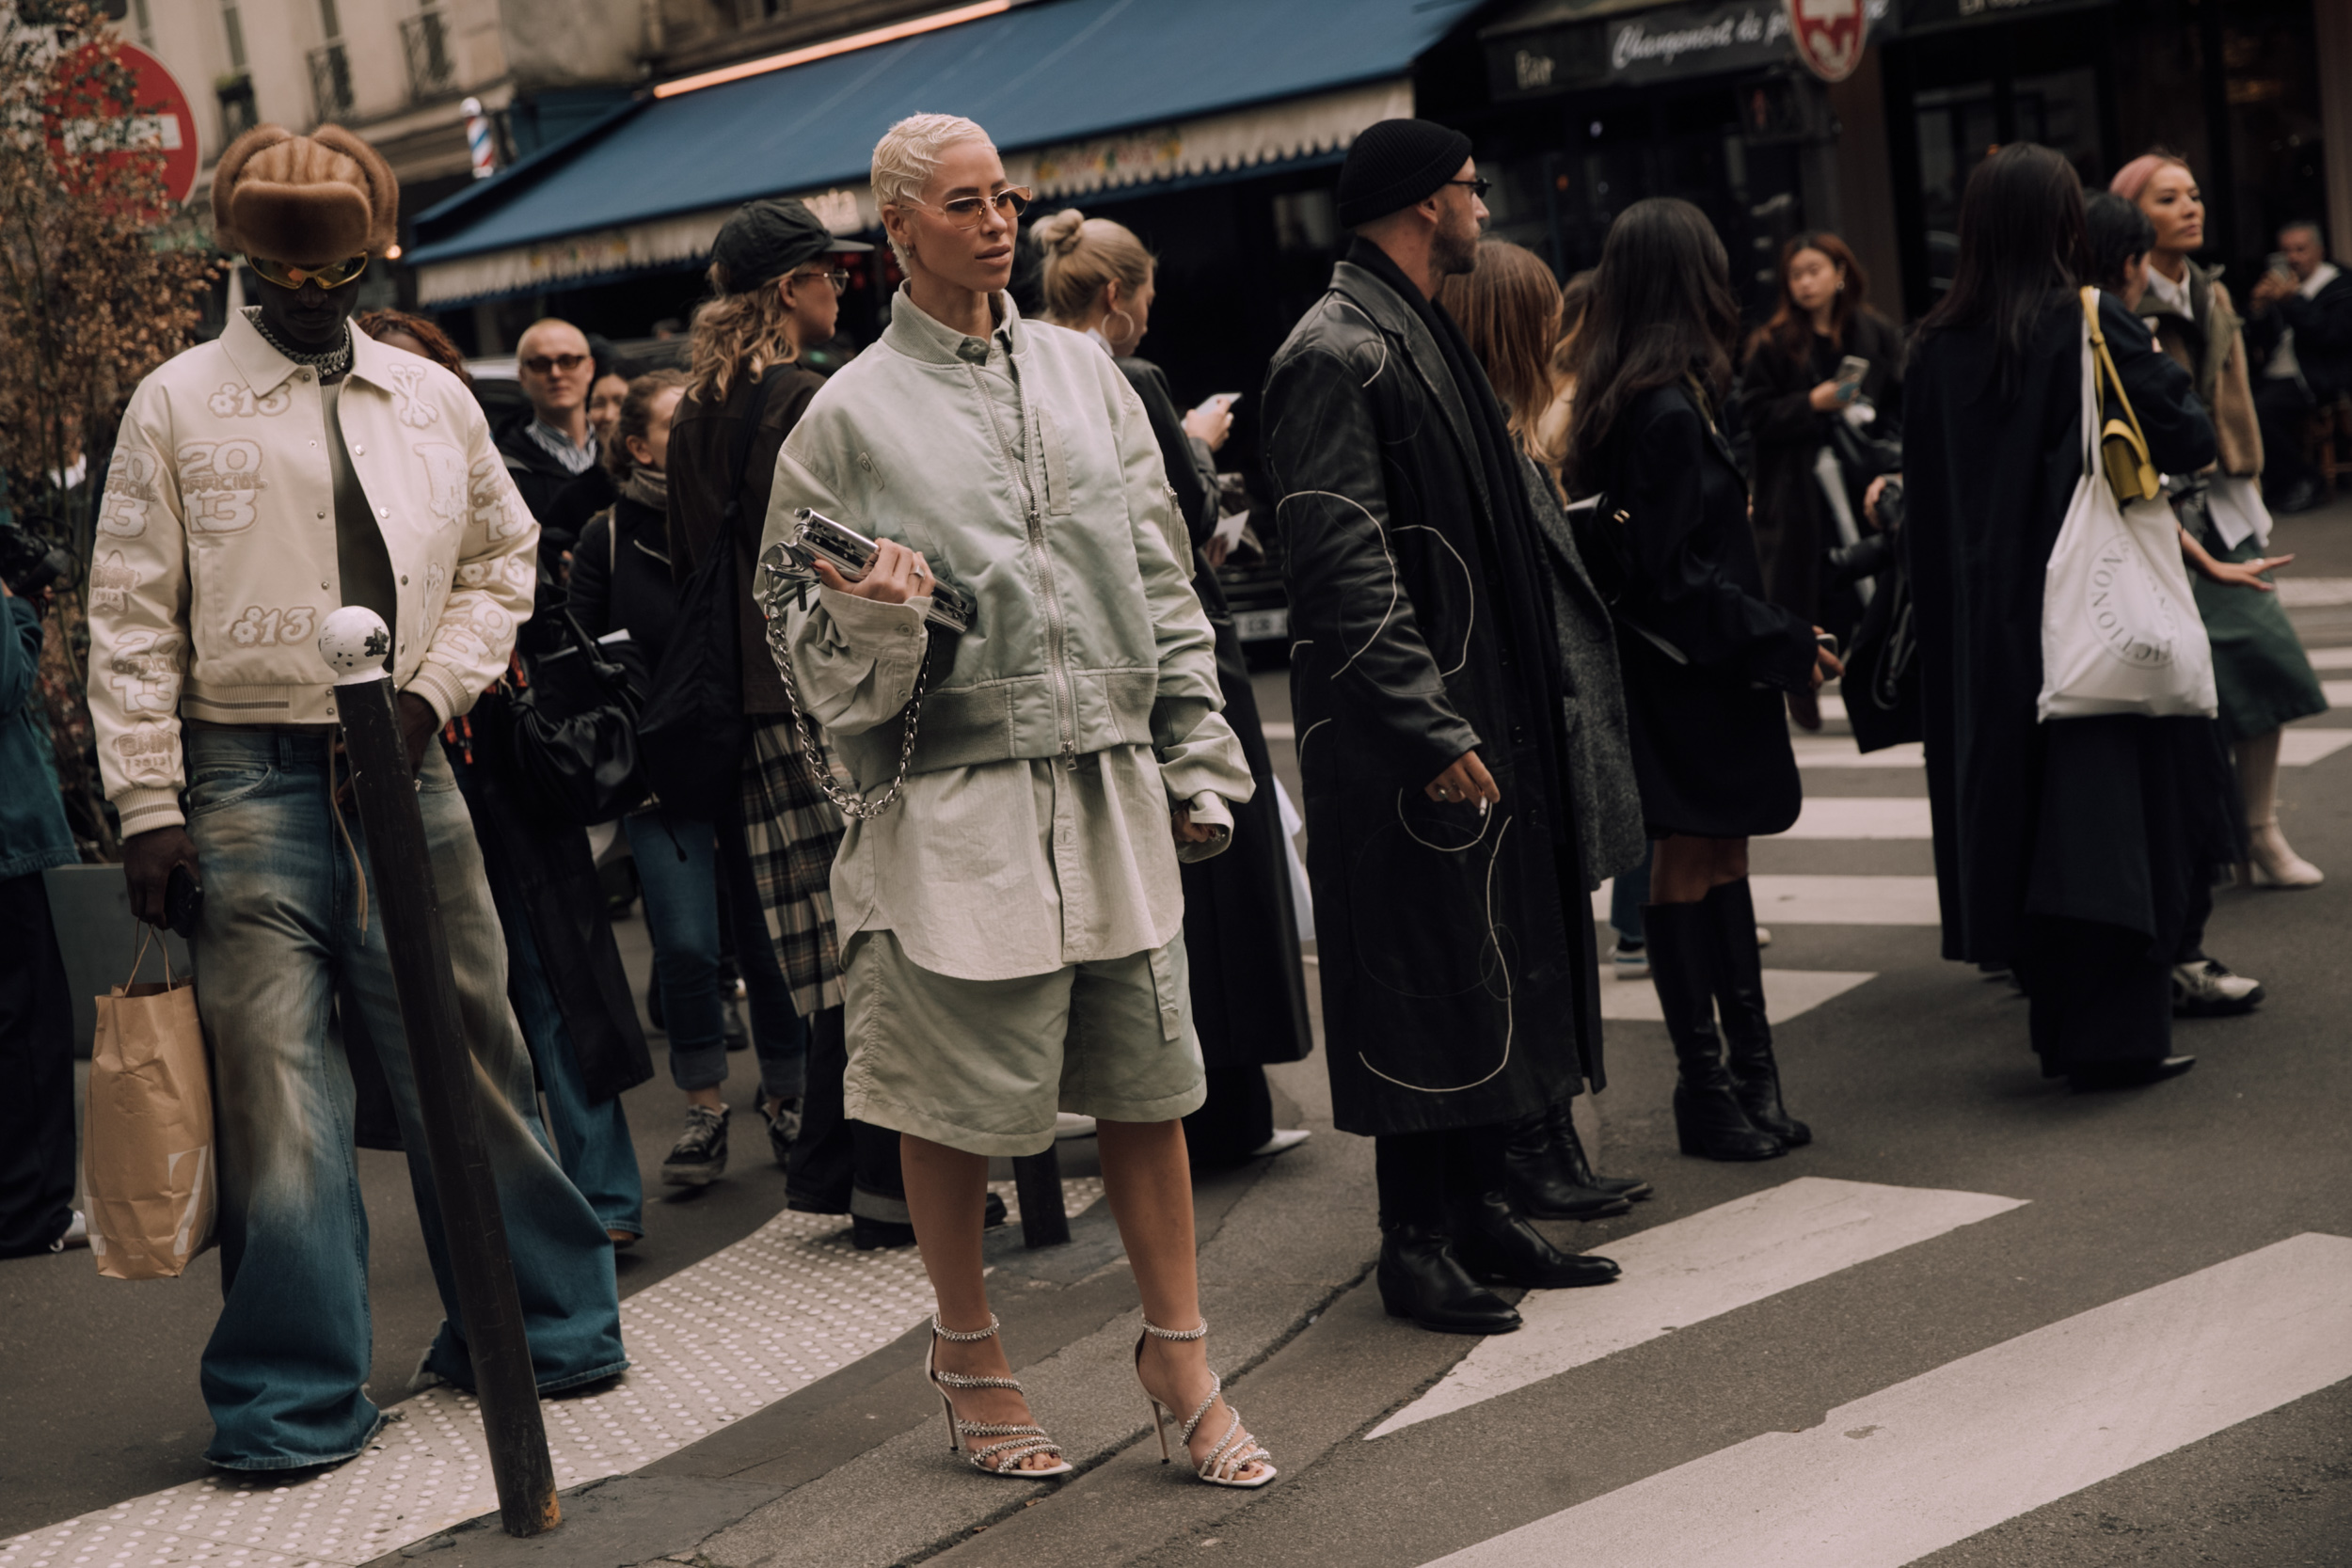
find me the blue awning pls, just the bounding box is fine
[409,0,1475,302]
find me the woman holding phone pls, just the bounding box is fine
[1737,232,1902,728]
[1562,199,1840,1164]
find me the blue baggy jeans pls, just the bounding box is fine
[184,728,627,1471]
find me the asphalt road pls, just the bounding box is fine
[7,504,2351,1566]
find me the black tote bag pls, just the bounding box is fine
[635,372,776,820]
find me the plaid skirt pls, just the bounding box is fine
[740,717,846,1015]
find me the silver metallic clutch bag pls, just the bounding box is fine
[758,507,975,635]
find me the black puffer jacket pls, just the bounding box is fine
[1263,251,1600,1137]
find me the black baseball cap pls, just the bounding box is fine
[709,198,872,293]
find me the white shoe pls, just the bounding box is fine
[2243,823,2322,888]
[47,1210,87,1253]
[1609,942,1650,979]
[1248,1129,1311,1158]
[1054,1112,1099,1141]
[2171,958,2265,1016]
[1755,926,1772,948]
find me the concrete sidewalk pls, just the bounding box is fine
[358,1054,1395,1568]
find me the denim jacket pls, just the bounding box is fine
[0,594,76,879]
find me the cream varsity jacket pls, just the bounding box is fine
[88,310,538,835]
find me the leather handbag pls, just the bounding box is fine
[501,606,647,825]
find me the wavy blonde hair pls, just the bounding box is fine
[684,263,801,404]
[1435,239,1563,453]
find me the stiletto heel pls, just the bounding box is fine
[925,1314,1073,1479]
[1134,1318,1277,1488]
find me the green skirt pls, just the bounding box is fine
[2192,533,2328,744]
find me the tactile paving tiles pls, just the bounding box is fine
[1,1179,1104,1568]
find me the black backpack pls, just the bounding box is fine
[634,369,782,819]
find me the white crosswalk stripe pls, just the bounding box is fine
[1425,1233,2352,1567]
[1782,797,1933,838]
[1370,1179,2027,1439]
[1597,968,1874,1022]
[1597,874,1940,926]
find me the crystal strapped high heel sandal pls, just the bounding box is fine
[926,1313,1073,1478]
[1135,1318,1277,1489]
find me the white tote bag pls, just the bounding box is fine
[2036,295,2217,721]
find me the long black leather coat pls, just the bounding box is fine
[1263,259,1599,1137]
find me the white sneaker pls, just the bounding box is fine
[2172,958,2265,1017]
[1054,1113,1099,1141]
[1609,942,1650,979]
[47,1210,87,1253]
[1756,926,1772,949]
[1248,1130,1311,1158]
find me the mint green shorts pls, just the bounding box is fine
[840,928,1206,1157]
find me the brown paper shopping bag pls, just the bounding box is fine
[85,927,215,1278]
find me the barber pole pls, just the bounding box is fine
[464,96,496,180]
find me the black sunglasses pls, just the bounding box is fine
[1449,178,1491,198]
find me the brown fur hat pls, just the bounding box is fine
[213,124,399,265]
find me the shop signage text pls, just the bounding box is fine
[1488,0,1895,96]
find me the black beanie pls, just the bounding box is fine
[1336,119,1473,229]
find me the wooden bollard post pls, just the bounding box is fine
[320,609,561,1538]
[1010,1146,1070,1250]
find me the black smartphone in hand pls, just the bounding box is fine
[165,864,203,940]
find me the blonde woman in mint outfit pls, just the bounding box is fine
[761,115,1273,1487]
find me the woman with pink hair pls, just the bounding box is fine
[2114,151,2328,903]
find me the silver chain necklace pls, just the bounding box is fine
[244,307,353,379]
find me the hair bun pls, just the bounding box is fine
[1034,208,1087,256]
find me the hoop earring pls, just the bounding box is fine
[1107,308,1137,348]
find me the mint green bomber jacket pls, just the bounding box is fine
[761,295,1242,800]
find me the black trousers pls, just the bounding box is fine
[1184,1061,1275,1167]
[2012,916,2174,1074]
[785,1005,907,1222]
[1374,1125,1510,1229]
[0,871,77,1257]
[2255,377,2318,499]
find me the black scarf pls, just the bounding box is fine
[1347,239,1582,875]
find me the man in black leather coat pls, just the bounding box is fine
[1261,119,1625,1336]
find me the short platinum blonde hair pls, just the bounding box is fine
[872,113,994,267]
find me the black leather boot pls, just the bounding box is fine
[1701,879,1811,1148]
[1647,901,1785,1162]
[1450,1190,1621,1289]
[1502,1109,1633,1219]
[1377,1223,1523,1334]
[1548,1103,1652,1201]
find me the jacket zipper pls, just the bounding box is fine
[970,360,1076,759]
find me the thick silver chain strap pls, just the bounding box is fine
[755,546,927,821]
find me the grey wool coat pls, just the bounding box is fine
[1523,451,1648,891]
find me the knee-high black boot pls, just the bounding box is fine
[1646,902,1784,1162]
[1701,879,1810,1148]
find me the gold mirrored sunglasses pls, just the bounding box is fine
[908,186,1032,230]
[248,254,371,291]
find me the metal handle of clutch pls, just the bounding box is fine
[767,507,974,634]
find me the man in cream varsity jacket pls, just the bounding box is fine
[90,124,626,1473]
